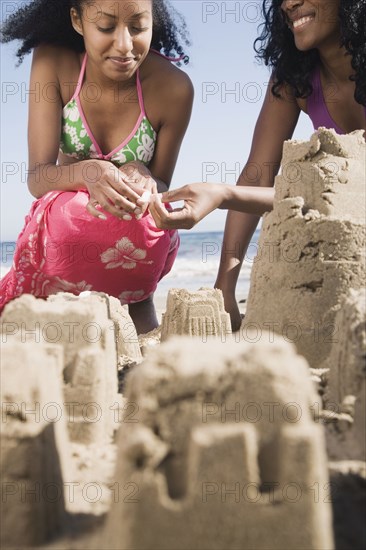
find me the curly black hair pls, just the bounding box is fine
[1,0,190,64]
[255,0,366,105]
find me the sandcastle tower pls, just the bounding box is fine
[1,292,125,444]
[104,336,333,550]
[161,288,231,340]
[326,288,366,405]
[243,129,366,369]
[324,288,366,463]
[1,342,72,547]
[47,291,142,362]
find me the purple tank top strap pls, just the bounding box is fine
[307,65,349,135]
[306,65,321,124]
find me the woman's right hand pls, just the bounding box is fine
[83,160,143,220]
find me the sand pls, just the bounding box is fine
[243,128,366,369]
[0,128,365,549]
[104,336,333,550]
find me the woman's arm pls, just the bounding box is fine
[215,81,301,329]
[27,46,93,197]
[131,66,193,216]
[149,183,275,228]
[150,80,301,329]
[147,68,194,188]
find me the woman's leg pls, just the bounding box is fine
[128,294,158,334]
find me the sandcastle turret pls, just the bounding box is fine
[243,128,366,369]
[104,336,333,550]
[1,292,125,444]
[1,343,71,547]
[161,288,231,340]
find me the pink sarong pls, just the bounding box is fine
[0,189,179,312]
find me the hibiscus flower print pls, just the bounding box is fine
[89,142,99,158]
[118,289,146,304]
[100,237,153,270]
[31,273,93,296]
[136,133,155,163]
[75,142,85,152]
[63,100,79,123]
[112,149,127,165]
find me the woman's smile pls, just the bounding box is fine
[108,56,137,70]
[281,1,341,51]
[291,14,315,31]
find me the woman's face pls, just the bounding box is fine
[71,0,153,81]
[280,0,341,51]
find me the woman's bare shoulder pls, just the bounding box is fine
[32,45,84,103]
[143,51,194,100]
[32,44,81,65]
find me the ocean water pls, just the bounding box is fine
[0,229,260,301]
[157,230,260,301]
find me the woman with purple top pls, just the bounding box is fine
[149,0,366,330]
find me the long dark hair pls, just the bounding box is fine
[255,0,366,105]
[1,0,190,64]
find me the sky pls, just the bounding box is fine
[0,0,315,241]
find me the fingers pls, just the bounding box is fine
[120,160,151,182]
[149,195,195,229]
[135,190,152,218]
[106,167,142,203]
[115,171,156,217]
[87,189,150,222]
[87,193,136,221]
[106,187,139,212]
[87,198,140,221]
[117,162,154,197]
[160,187,187,204]
[149,200,175,229]
[112,181,141,204]
[86,200,107,221]
[86,161,157,221]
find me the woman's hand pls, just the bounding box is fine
[118,161,158,219]
[119,160,157,192]
[84,160,147,220]
[149,183,226,229]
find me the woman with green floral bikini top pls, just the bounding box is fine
[0,0,194,334]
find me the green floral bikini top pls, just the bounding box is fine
[59,53,157,166]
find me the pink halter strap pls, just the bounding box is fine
[150,48,189,64]
[70,53,88,101]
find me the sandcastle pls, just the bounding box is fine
[0,292,142,444]
[326,288,366,406]
[1,342,71,547]
[1,293,117,444]
[0,292,140,546]
[243,128,366,369]
[47,291,142,362]
[0,128,365,548]
[104,336,333,550]
[161,288,231,341]
[322,288,366,463]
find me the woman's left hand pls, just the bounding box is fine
[149,183,226,229]
[119,161,157,219]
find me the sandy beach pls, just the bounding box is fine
[1,129,365,549]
